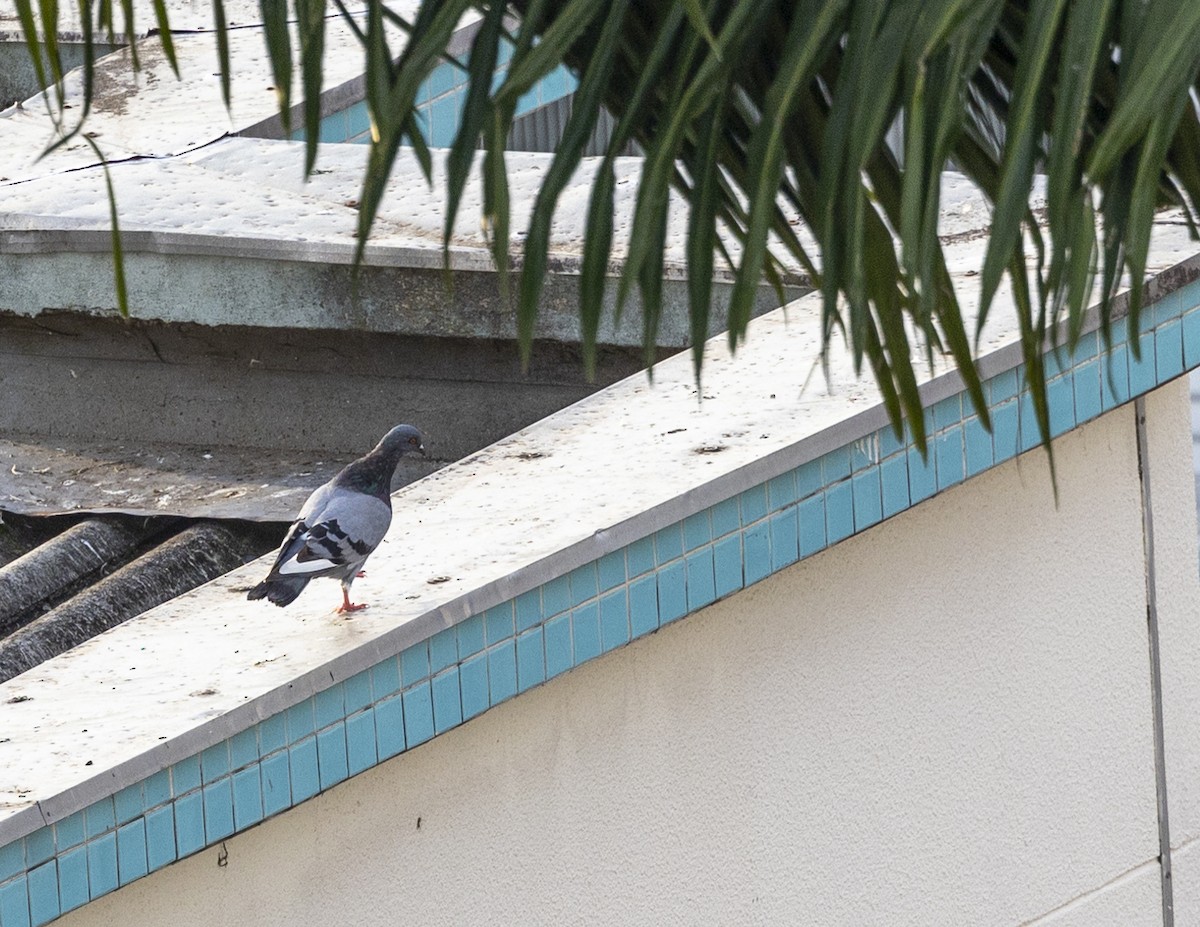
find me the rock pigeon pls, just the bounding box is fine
[247,425,426,612]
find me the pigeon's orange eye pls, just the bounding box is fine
[409,437,419,444]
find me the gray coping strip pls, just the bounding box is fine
[1,218,1198,845]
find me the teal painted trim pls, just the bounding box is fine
[3,287,1200,925]
[296,36,578,147]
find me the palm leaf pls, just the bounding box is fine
[259,0,294,132]
[513,0,630,366]
[296,0,328,175]
[212,0,233,109]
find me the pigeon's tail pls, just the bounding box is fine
[247,577,309,607]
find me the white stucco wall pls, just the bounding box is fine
[60,379,1200,926]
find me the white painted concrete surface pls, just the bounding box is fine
[58,384,1198,927]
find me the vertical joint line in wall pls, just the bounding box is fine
[1135,395,1175,926]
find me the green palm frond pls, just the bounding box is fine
[17,0,1200,453]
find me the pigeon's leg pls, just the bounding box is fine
[356,571,367,578]
[336,581,368,614]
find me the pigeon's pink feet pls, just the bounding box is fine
[356,571,367,578]
[336,589,368,614]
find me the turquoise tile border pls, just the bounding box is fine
[4,279,1200,926]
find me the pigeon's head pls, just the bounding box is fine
[377,424,427,458]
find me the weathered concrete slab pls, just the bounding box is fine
[0,312,651,516]
[0,434,419,521]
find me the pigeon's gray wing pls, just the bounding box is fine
[265,486,392,582]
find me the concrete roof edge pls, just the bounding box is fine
[0,209,810,287]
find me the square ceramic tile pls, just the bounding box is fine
[202,779,235,843]
[851,468,882,530]
[487,642,518,704]
[116,821,148,885]
[599,590,630,653]
[431,670,464,734]
[516,629,547,691]
[685,548,717,610]
[373,695,406,761]
[314,725,348,787]
[713,535,743,599]
[768,509,798,571]
[401,684,435,748]
[459,653,490,719]
[86,833,118,899]
[825,482,854,545]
